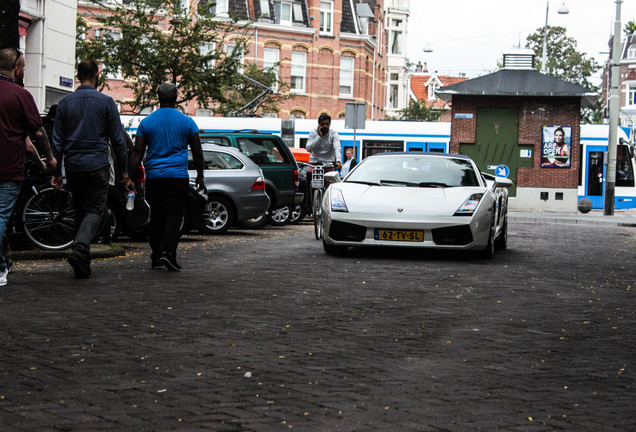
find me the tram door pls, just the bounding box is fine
[585,146,605,209]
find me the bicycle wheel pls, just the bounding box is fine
[313,189,323,240]
[22,187,75,251]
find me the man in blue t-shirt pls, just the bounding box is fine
[129,83,204,271]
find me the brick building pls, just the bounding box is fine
[437,51,597,212]
[77,0,388,120]
[602,33,636,127]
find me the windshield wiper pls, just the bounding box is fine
[417,182,450,188]
[379,179,418,187]
[346,180,382,186]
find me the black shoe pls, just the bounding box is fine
[151,260,163,269]
[68,254,91,279]
[158,254,181,272]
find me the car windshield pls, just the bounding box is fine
[345,155,480,188]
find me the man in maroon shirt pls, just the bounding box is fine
[0,47,56,286]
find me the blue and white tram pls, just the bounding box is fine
[579,124,635,210]
[121,115,636,210]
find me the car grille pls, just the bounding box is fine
[329,220,366,242]
[431,225,473,245]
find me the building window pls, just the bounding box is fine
[390,19,403,55]
[290,110,306,119]
[291,51,306,93]
[292,2,303,22]
[226,42,244,74]
[320,1,333,35]
[339,56,354,97]
[260,0,270,17]
[390,73,399,81]
[278,1,293,25]
[263,47,279,90]
[201,42,215,68]
[428,79,440,100]
[390,84,398,109]
[628,46,636,58]
[213,0,228,15]
[628,84,636,106]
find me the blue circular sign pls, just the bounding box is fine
[495,164,510,178]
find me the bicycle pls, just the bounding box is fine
[7,161,75,251]
[307,162,336,240]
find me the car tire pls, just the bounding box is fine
[239,213,268,229]
[479,219,496,259]
[289,204,305,224]
[494,216,507,250]
[323,240,348,256]
[268,204,291,226]
[201,196,235,234]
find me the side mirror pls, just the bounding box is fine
[324,171,341,183]
[495,177,513,188]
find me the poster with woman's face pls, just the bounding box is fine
[541,126,572,168]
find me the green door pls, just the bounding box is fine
[460,108,532,197]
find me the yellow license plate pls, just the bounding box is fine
[374,229,424,242]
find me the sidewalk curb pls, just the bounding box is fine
[11,244,126,262]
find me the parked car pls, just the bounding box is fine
[198,131,302,227]
[187,144,270,234]
[320,152,512,258]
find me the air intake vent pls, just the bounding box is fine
[502,49,535,70]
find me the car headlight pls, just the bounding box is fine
[330,188,348,212]
[454,193,483,216]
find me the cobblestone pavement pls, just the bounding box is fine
[0,221,634,431]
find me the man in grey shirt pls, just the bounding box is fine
[305,113,342,208]
[52,60,132,279]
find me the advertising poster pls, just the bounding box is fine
[541,126,572,168]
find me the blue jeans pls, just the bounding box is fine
[0,181,22,272]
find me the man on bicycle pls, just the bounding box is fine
[305,113,342,211]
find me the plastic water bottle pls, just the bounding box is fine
[126,191,135,210]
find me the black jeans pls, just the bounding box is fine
[146,178,188,261]
[66,166,110,260]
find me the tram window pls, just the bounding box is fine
[616,145,635,187]
[362,140,403,159]
[429,147,444,153]
[409,147,423,152]
[299,138,308,148]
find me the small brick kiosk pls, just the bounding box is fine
[437,51,597,212]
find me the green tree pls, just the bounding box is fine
[0,0,21,50]
[77,0,285,114]
[526,26,602,123]
[624,20,636,35]
[389,99,442,122]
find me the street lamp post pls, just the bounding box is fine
[541,1,569,74]
[605,0,623,215]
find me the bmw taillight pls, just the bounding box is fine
[136,164,146,183]
[293,169,299,188]
[251,176,265,190]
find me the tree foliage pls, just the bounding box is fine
[76,0,288,115]
[0,0,21,50]
[526,26,600,90]
[389,98,442,122]
[526,26,602,123]
[624,20,636,35]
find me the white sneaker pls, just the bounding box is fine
[0,268,8,286]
